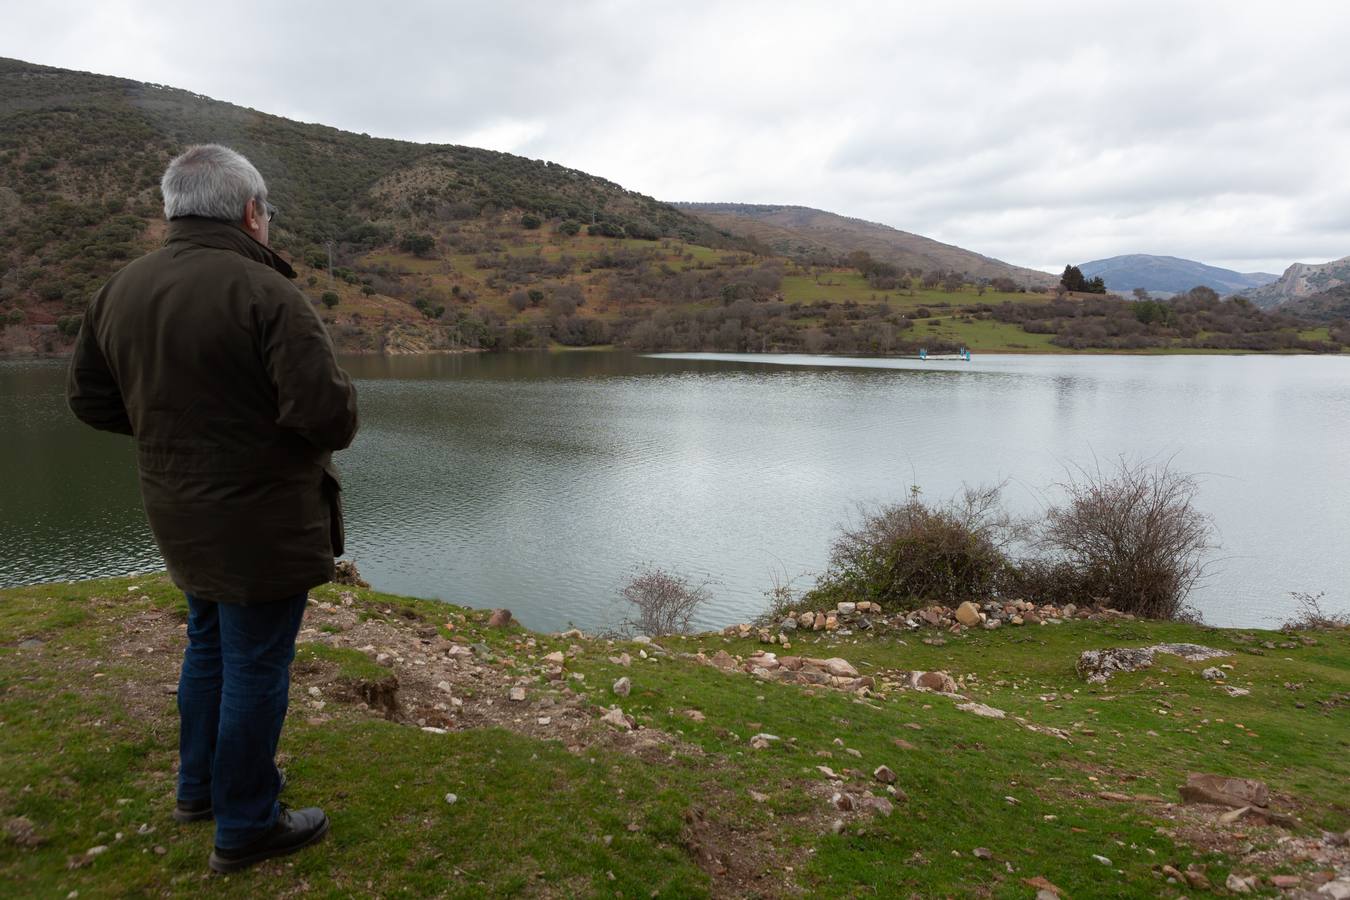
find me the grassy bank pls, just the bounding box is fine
[2,575,1347,897]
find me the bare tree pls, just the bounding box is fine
[618,567,713,636]
[1039,458,1214,619]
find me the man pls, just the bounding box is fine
[67,144,358,873]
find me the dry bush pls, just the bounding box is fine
[1039,458,1213,620]
[808,483,1023,610]
[1280,591,1350,631]
[618,567,713,636]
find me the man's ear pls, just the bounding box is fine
[242,198,265,241]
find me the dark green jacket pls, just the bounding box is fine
[67,217,359,604]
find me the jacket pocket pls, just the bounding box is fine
[321,469,345,557]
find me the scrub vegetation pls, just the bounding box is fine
[2,57,1343,357]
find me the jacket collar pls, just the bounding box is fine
[165,216,297,279]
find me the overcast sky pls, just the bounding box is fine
[4,0,1349,273]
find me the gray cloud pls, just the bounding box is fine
[3,0,1349,273]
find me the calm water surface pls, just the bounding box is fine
[2,351,1347,631]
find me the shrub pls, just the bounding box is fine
[807,485,1020,610]
[1038,458,1213,620]
[557,220,581,236]
[520,213,541,230]
[321,291,339,309]
[1280,592,1349,632]
[618,567,712,636]
[399,233,436,257]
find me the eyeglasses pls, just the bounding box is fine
[264,201,277,223]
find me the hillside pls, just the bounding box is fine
[677,203,1058,290]
[0,57,1339,358]
[1283,283,1350,322]
[1078,254,1277,295]
[0,56,742,352]
[3,574,1348,896]
[1239,255,1350,309]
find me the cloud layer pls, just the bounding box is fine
[4,0,1349,273]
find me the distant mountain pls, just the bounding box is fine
[1238,256,1350,309]
[1077,254,1278,295]
[677,203,1058,289]
[1282,283,1350,322]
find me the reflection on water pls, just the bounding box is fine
[3,351,1348,631]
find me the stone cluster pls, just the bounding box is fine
[723,598,1136,645]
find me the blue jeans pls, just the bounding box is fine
[177,592,308,849]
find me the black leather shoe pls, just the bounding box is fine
[208,805,329,873]
[174,768,287,823]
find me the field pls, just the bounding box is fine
[3,575,1347,897]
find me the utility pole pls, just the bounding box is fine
[325,240,336,287]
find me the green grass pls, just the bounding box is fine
[3,575,1347,897]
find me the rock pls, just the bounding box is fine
[873,765,897,785]
[973,847,993,860]
[487,609,513,629]
[1184,866,1212,890]
[1270,875,1302,889]
[1075,647,1154,683]
[683,709,705,722]
[824,614,838,631]
[813,614,826,631]
[859,796,894,816]
[1179,773,1269,809]
[779,617,798,631]
[1225,872,1255,894]
[831,792,854,811]
[955,601,982,627]
[956,702,1007,719]
[1223,686,1251,697]
[1077,643,1231,683]
[1022,876,1064,897]
[1160,864,1185,882]
[4,816,43,847]
[612,676,631,697]
[332,559,369,587]
[608,652,632,667]
[749,733,780,749]
[820,657,860,678]
[542,651,565,666]
[816,765,842,780]
[508,686,527,702]
[983,619,1001,630]
[1318,881,1350,900]
[1092,854,1112,866]
[600,707,634,730]
[710,650,737,669]
[444,792,458,804]
[1201,667,1224,681]
[914,671,959,693]
[893,738,918,750]
[749,790,769,803]
[836,602,856,615]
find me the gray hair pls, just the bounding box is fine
[161,144,267,221]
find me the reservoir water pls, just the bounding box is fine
[2,351,1347,631]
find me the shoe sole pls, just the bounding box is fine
[207,815,329,874]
